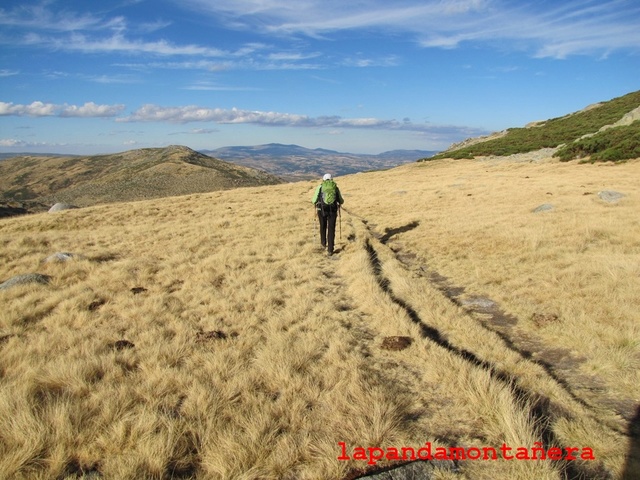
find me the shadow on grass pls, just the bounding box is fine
[623,405,640,479]
[379,221,419,244]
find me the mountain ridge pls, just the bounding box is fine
[0,145,281,216]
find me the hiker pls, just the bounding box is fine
[312,173,344,256]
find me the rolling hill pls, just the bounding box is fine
[0,145,282,215]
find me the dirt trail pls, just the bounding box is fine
[374,218,637,424]
[339,207,621,479]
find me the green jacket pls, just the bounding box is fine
[312,181,344,205]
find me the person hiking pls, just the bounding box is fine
[312,173,344,256]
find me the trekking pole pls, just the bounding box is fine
[313,205,317,242]
[339,204,342,241]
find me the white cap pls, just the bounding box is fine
[323,173,332,181]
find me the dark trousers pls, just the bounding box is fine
[318,208,338,253]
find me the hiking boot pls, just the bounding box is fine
[327,250,333,256]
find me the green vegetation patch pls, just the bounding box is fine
[554,121,640,162]
[424,90,640,161]
[1,186,37,201]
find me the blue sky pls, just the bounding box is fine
[1,0,639,155]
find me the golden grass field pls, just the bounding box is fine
[0,154,638,479]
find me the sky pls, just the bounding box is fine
[1,0,639,155]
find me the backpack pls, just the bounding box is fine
[320,179,338,207]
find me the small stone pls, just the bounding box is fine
[532,204,554,213]
[42,252,83,263]
[88,299,106,311]
[531,312,560,327]
[0,273,51,290]
[111,340,135,350]
[461,297,496,309]
[196,330,228,342]
[381,336,413,351]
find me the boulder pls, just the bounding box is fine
[0,273,51,290]
[48,203,79,213]
[598,191,625,203]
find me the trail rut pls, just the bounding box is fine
[339,207,622,479]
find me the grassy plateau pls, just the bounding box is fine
[0,154,639,479]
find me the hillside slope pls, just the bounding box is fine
[427,90,640,161]
[0,145,282,212]
[0,157,638,479]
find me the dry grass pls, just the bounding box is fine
[0,156,638,479]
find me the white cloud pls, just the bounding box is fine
[0,101,125,117]
[0,4,113,32]
[183,81,261,91]
[176,0,640,58]
[267,51,321,61]
[0,138,68,148]
[0,138,26,147]
[47,32,229,57]
[2,1,638,65]
[190,128,219,134]
[169,128,220,135]
[117,103,489,140]
[61,102,126,117]
[0,101,57,116]
[84,74,141,84]
[342,55,400,68]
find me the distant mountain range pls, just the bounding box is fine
[201,144,438,181]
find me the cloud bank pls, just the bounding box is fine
[0,98,486,141]
[117,104,487,140]
[0,101,126,117]
[0,99,486,141]
[177,0,640,58]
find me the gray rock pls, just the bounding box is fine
[0,273,52,290]
[42,252,83,263]
[598,191,625,203]
[48,203,79,213]
[357,460,457,479]
[461,297,496,309]
[532,203,554,213]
